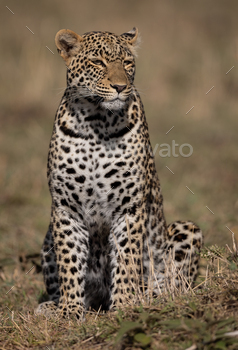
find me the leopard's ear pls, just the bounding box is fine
[120,27,140,56]
[55,29,83,65]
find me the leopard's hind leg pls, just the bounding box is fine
[153,221,203,293]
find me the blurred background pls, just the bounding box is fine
[0,0,237,263]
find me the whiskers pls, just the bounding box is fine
[52,86,67,96]
[62,85,98,104]
[132,85,148,97]
[54,81,146,109]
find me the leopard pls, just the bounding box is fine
[35,28,203,320]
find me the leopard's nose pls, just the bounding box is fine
[111,84,127,93]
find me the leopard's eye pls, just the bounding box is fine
[124,60,133,67]
[90,59,106,67]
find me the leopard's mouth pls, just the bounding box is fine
[108,96,126,103]
[100,97,127,111]
[99,93,127,102]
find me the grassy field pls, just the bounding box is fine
[1,0,238,348]
[1,245,238,349]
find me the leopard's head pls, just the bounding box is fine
[55,28,140,110]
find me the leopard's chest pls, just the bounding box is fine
[49,125,146,224]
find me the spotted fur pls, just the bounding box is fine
[35,28,203,319]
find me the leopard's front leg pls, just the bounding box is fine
[36,207,89,320]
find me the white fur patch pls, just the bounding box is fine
[101,99,126,110]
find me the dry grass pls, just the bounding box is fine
[1,238,238,349]
[112,216,197,310]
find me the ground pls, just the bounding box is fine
[1,243,238,349]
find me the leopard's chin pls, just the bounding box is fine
[101,98,126,111]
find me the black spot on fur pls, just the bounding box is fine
[61,145,70,153]
[122,196,130,205]
[105,169,118,178]
[75,175,86,183]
